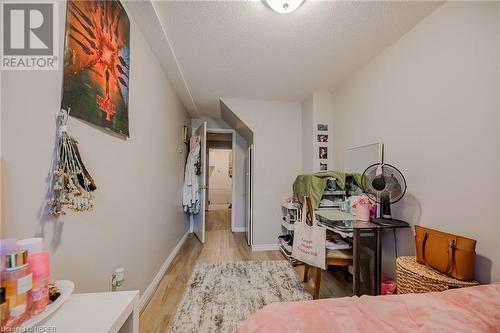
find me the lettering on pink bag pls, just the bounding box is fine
[298,238,318,257]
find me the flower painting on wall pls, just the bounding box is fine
[61,0,130,137]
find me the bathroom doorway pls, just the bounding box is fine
[206,130,235,231]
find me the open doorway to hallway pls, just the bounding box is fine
[206,131,234,230]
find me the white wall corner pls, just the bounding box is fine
[139,231,189,312]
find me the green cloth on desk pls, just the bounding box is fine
[351,173,363,190]
[292,171,363,209]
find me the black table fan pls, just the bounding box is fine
[361,161,407,219]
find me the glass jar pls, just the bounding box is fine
[1,250,32,328]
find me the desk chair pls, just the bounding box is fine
[303,249,353,299]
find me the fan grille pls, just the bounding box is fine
[362,163,407,204]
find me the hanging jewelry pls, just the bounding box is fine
[48,108,97,216]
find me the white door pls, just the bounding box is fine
[245,145,253,246]
[193,122,207,243]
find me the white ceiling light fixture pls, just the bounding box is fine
[265,0,305,14]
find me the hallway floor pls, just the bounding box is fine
[139,209,350,332]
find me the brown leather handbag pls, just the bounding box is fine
[415,225,476,281]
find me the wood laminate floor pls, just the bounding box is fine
[139,209,351,333]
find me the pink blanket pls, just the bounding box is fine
[238,284,500,333]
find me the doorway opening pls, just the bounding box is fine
[206,130,234,232]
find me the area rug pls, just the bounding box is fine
[168,260,312,333]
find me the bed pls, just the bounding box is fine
[238,283,500,332]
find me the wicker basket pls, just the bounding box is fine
[396,256,479,294]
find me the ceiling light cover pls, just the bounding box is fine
[265,0,305,14]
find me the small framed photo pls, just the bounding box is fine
[183,126,189,144]
[320,163,328,171]
[319,147,328,159]
[317,134,328,142]
[317,124,328,131]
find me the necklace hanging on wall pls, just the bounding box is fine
[48,108,97,216]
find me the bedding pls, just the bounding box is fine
[238,283,500,333]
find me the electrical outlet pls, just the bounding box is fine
[111,268,125,291]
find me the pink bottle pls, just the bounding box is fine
[27,253,50,315]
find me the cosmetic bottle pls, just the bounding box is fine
[27,252,50,315]
[1,250,32,328]
[0,239,19,269]
[0,287,8,328]
[18,238,43,256]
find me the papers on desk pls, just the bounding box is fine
[326,237,351,250]
[318,221,354,238]
[316,209,356,221]
[316,209,355,238]
[335,230,353,238]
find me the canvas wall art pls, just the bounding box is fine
[61,0,130,137]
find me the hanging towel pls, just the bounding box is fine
[183,135,201,214]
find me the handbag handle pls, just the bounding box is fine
[422,232,456,275]
[301,196,316,226]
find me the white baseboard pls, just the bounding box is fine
[139,231,189,312]
[232,226,247,232]
[251,243,280,251]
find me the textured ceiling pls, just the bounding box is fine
[134,1,442,117]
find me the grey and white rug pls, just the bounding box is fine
[168,260,311,333]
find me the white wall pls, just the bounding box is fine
[331,2,500,283]
[497,5,500,267]
[221,98,302,246]
[312,92,334,172]
[301,92,335,173]
[1,1,191,294]
[208,149,232,205]
[301,96,314,173]
[192,117,248,230]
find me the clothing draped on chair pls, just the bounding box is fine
[183,134,201,214]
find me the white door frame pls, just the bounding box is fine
[193,122,207,243]
[246,144,254,246]
[206,128,237,232]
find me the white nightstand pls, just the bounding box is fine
[37,290,139,333]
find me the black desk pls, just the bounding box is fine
[316,212,409,296]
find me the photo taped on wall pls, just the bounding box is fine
[317,124,328,131]
[317,134,328,142]
[319,147,328,159]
